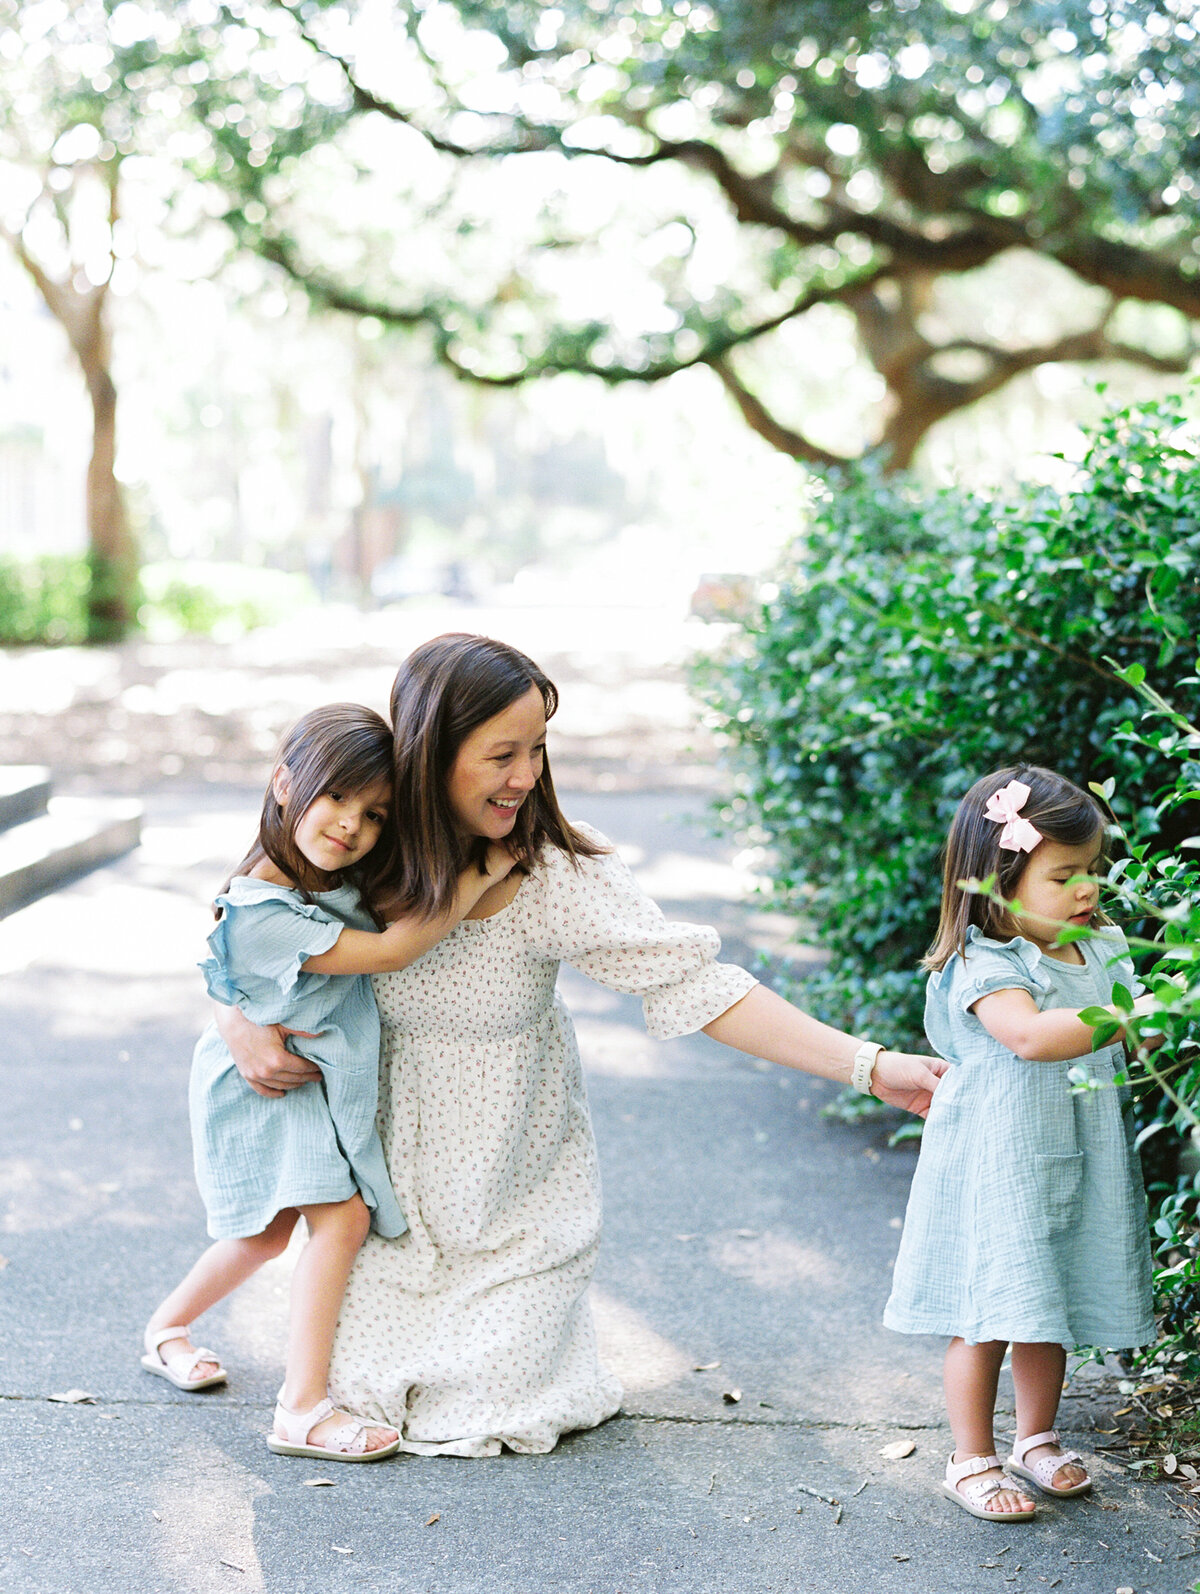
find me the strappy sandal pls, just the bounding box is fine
[141,1325,227,1392]
[265,1394,401,1462]
[938,1452,1037,1521]
[1008,1429,1092,1497]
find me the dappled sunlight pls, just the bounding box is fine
[220,1223,300,1369]
[621,847,757,907]
[0,879,208,978]
[710,1230,841,1293]
[591,1286,693,1392]
[572,1015,673,1078]
[0,1155,157,1234]
[150,1456,270,1594]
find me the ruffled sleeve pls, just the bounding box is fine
[528,826,758,1040]
[200,881,344,1023]
[956,926,1054,1013]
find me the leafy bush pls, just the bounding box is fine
[694,394,1200,1047]
[137,562,310,641]
[1090,668,1200,1376]
[0,556,308,646]
[0,555,92,645]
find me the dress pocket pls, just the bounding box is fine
[1030,1151,1084,1235]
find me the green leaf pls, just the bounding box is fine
[1079,1006,1117,1026]
[1110,981,1134,1013]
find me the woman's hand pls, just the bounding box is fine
[213,1003,321,1099]
[871,1051,951,1119]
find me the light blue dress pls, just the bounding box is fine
[884,925,1155,1349]
[190,877,407,1241]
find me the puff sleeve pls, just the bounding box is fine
[956,929,1054,1013]
[529,828,757,1040]
[200,887,344,1024]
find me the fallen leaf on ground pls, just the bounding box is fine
[722,1389,742,1404]
[1112,1406,1133,1417]
[1164,1454,1178,1475]
[892,1554,909,1562]
[1116,1586,1134,1593]
[48,1389,95,1404]
[879,1439,916,1460]
[331,1545,353,1554]
[302,1479,336,1487]
[693,1362,720,1371]
[151,1511,162,1522]
[218,1561,244,1573]
[426,1513,441,1527]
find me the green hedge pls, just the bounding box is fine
[0,556,307,645]
[694,393,1200,1046]
[1096,671,1200,1375]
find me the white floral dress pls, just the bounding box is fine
[327,825,757,1455]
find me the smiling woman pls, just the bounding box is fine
[219,632,946,1456]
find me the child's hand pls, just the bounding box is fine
[483,843,519,883]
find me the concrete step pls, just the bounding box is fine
[0,765,51,830]
[0,796,143,918]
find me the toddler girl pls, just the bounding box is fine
[884,766,1155,1519]
[142,703,511,1461]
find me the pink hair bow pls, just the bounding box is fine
[984,779,1042,853]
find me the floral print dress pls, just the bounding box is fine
[327,825,757,1455]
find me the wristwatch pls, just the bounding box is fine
[850,1040,884,1095]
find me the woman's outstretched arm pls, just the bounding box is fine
[702,984,949,1117]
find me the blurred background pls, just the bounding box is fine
[0,0,1196,798]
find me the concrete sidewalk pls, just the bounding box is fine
[0,786,1194,1594]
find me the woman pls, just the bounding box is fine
[219,633,945,1456]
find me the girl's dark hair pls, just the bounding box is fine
[923,764,1110,971]
[221,703,396,926]
[386,632,606,916]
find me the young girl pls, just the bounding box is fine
[884,766,1156,1520]
[142,703,512,1462]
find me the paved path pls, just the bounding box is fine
[0,781,1194,1594]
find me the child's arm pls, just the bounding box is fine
[971,986,1156,1062]
[300,846,516,977]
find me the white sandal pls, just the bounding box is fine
[141,1325,227,1392]
[266,1393,401,1462]
[1008,1429,1092,1497]
[938,1452,1037,1521]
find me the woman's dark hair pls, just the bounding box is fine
[386,633,606,916]
[924,764,1110,971]
[221,703,397,926]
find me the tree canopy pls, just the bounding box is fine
[187,0,1200,467]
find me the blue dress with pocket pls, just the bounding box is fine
[883,925,1155,1349]
[190,877,407,1242]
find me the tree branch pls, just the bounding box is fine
[705,357,850,469]
[252,226,895,385]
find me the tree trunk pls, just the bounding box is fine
[81,352,135,641]
[3,159,137,641]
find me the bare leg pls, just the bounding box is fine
[147,1209,299,1376]
[276,1197,396,1453]
[944,1338,1035,1514]
[1011,1342,1087,1488]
